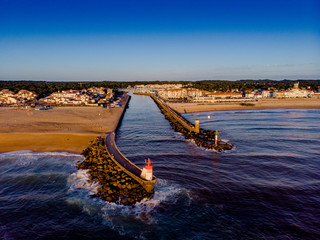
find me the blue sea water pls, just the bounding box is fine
[0,94,319,239]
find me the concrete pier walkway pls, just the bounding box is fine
[151,94,196,132]
[106,132,141,177]
[105,93,156,193]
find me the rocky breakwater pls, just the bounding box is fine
[77,137,153,206]
[151,95,233,151]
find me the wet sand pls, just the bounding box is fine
[167,98,320,113]
[0,107,123,153]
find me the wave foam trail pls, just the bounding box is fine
[66,174,191,238]
[66,169,104,216]
[103,179,186,218]
[0,150,81,158]
[99,179,191,237]
[67,169,100,196]
[0,151,83,169]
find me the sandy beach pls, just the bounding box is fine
[0,106,123,153]
[167,98,320,113]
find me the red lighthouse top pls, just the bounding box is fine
[145,158,153,170]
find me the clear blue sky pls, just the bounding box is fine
[0,0,319,81]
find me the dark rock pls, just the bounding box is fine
[77,137,153,205]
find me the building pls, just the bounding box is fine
[245,90,256,98]
[40,88,113,105]
[157,88,203,99]
[208,92,243,99]
[0,89,37,105]
[273,89,312,98]
[134,84,183,94]
[262,90,272,98]
[273,91,285,98]
[312,92,320,99]
[189,96,216,103]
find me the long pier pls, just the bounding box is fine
[105,94,157,193]
[150,94,195,132]
[148,93,233,151]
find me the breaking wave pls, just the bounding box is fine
[67,172,191,238]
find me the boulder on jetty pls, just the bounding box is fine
[78,137,152,206]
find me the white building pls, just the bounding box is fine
[208,92,243,99]
[189,96,216,103]
[262,90,271,98]
[0,89,37,105]
[134,84,184,94]
[42,89,104,105]
[272,89,312,98]
[157,88,203,99]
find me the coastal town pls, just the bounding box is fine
[134,82,320,103]
[0,87,117,108]
[1,81,319,108]
[40,87,114,106]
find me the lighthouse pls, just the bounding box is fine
[141,158,153,181]
[145,158,153,181]
[214,130,219,146]
[195,119,200,133]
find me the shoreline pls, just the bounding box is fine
[0,132,100,154]
[167,98,320,113]
[0,106,124,153]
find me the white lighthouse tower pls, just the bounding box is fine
[141,158,153,181]
[145,158,153,181]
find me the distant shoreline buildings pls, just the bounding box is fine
[0,82,319,107]
[0,89,37,105]
[40,87,113,106]
[0,87,117,107]
[133,82,319,103]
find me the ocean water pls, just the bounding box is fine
[0,94,319,239]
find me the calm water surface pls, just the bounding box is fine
[0,94,319,239]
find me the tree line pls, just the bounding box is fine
[191,79,320,92]
[0,80,188,98]
[0,79,319,98]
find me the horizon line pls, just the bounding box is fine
[1,79,320,82]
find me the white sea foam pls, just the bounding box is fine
[185,138,218,152]
[102,178,184,219]
[185,137,236,153]
[66,169,104,216]
[0,151,83,168]
[67,169,100,195]
[66,174,191,237]
[0,150,81,158]
[174,132,184,137]
[99,178,190,237]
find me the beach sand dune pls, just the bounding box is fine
[0,107,123,153]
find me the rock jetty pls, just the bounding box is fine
[151,95,233,151]
[77,137,153,206]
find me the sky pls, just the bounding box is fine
[0,0,319,81]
